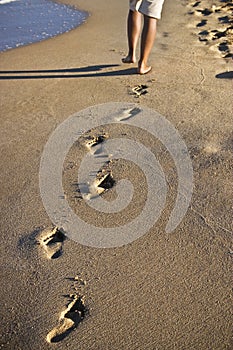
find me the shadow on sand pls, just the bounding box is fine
[215,71,233,79]
[0,64,137,79]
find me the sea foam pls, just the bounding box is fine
[0,0,87,51]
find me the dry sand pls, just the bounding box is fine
[0,0,232,349]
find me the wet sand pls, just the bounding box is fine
[0,0,232,349]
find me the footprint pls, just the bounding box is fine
[84,134,109,157]
[196,19,207,27]
[219,45,233,58]
[46,294,86,343]
[115,107,141,121]
[193,6,221,16]
[192,1,201,8]
[37,227,66,259]
[131,84,148,97]
[86,161,115,198]
[198,29,209,41]
[218,15,232,24]
[209,41,232,58]
[198,29,222,41]
[85,134,106,150]
[94,171,115,194]
[221,3,233,14]
[194,8,213,16]
[212,28,228,39]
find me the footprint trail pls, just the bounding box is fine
[186,0,233,58]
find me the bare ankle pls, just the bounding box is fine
[122,54,136,64]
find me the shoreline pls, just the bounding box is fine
[0,0,232,349]
[0,0,89,53]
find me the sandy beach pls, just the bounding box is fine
[0,0,232,349]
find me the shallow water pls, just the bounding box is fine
[0,0,87,52]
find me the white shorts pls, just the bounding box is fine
[129,0,165,19]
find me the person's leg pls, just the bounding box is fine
[138,15,157,74]
[122,10,142,63]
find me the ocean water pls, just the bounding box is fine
[0,0,88,52]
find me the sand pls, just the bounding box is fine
[0,0,232,349]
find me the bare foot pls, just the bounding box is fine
[137,64,152,75]
[122,55,136,64]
